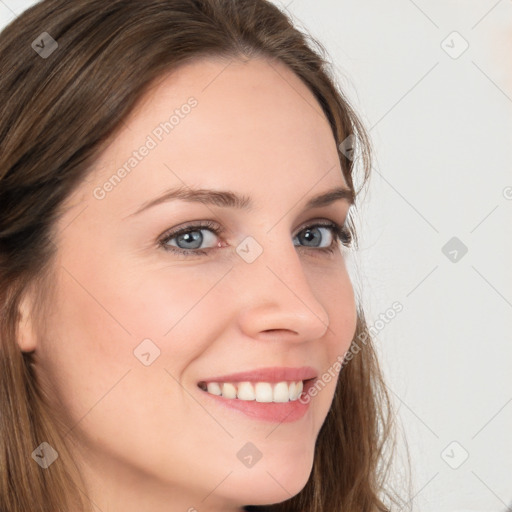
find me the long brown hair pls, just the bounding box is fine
[0,1,410,510]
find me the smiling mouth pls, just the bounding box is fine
[197,378,316,403]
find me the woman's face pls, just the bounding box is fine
[21,57,357,511]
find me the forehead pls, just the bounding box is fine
[73,56,347,216]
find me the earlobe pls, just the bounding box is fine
[16,293,38,353]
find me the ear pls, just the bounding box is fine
[16,291,38,353]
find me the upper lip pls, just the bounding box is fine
[197,366,318,384]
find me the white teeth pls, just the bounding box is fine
[289,381,298,400]
[206,382,222,395]
[273,381,291,402]
[237,382,255,400]
[255,382,273,402]
[201,380,305,402]
[221,382,237,399]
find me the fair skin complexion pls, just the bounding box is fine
[18,56,357,512]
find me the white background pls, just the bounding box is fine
[1,1,511,511]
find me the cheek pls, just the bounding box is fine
[35,265,137,428]
[313,259,357,351]
[35,262,209,466]
[297,260,356,418]
[119,266,230,341]
[37,258,229,417]
[335,273,357,351]
[321,264,357,393]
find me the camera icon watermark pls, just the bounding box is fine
[31,32,58,59]
[236,236,263,263]
[236,442,263,468]
[338,134,356,161]
[440,440,469,469]
[441,31,469,59]
[441,236,468,263]
[31,442,59,469]
[133,338,161,366]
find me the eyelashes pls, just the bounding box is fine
[158,219,352,257]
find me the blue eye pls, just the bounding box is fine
[159,219,351,257]
[159,220,223,256]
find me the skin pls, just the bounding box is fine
[18,56,357,512]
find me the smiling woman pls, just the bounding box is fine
[0,1,407,511]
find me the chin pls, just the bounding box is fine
[230,454,314,507]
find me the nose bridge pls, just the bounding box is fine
[233,228,330,340]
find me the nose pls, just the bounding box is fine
[233,233,331,343]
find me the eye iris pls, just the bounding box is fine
[300,227,322,247]
[177,230,203,249]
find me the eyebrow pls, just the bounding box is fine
[127,184,355,218]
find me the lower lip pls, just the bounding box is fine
[198,379,317,423]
